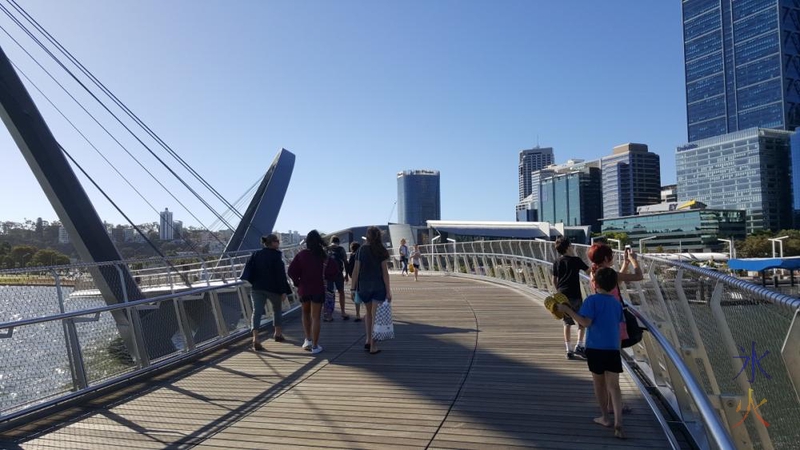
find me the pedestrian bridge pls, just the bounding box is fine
[2,275,672,449]
[1,241,798,449]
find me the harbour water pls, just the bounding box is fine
[0,286,123,415]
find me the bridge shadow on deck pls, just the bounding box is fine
[3,276,677,450]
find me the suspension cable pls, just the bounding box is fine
[11,59,206,256]
[60,145,192,288]
[7,0,245,222]
[0,20,230,248]
[0,2,238,233]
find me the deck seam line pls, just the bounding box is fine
[424,288,480,450]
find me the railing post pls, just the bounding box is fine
[116,264,150,368]
[238,284,253,328]
[172,297,195,352]
[209,290,230,338]
[783,309,800,409]
[708,281,768,449]
[54,269,89,391]
[167,266,174,294]
[673,269,723,396]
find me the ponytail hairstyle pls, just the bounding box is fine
[305,229,327,260]
[366,226,389,261]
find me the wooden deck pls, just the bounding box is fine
[7,275,675,449]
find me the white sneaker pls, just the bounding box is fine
[302,339,312,350]
[311,345,323,354]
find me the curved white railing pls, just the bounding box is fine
[406,240,799,450]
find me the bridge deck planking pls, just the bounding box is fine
[12,275,675,449]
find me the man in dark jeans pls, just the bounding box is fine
[552,237,589,359]
[328,236,350,320]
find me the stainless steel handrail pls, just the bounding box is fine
[0,281,243,331]
[644,256,800,313]
[628,306,737,450]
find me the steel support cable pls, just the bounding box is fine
[6,0,247,224]
[208,175,261,231]
[11,60,205,257]
[0,21,230,249]
[59,145,192,288]
[0,3,237,233]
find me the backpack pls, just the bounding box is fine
[621,305,644,348]
[329,246,347,274]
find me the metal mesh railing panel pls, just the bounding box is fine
[0,320,72,415]
[75,310,136,386]
[182,294,222,347]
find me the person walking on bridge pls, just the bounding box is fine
[288,230,340,355]
[399,238,409,276]
[351,226,393,355]
[243,234,292,351]
[551,237,590,359]
[328,236,350,321]
[347,242,363,321]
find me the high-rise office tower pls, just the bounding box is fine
[682,0,800,142]
[601,144,661,219]
[538,160,603,232]
[677,128,793,233]
[518,147,554,201]
[397,170,441,227]
[159,208,174,241]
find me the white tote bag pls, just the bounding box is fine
[372,300,394,341]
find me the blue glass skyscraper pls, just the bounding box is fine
[683,0,800,142]
[397,170,441,227]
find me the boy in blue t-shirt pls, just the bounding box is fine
[559,267,626,439]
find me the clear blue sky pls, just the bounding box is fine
[0,0,686,235]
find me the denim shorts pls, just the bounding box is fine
[357,289,386,304]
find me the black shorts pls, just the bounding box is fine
[585,348,623,374]
[562,298,583,326]
[328,278,344,293]
[300,293,325,304]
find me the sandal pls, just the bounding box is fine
[354,317,362,322]
[251,342,265,351]
[342,314,350,321]
[614,426,626,439]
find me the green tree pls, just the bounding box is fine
[9,245,37,268]
[601,232,630,247]
[29,249,70,267]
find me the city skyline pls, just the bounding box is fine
[0,1,686,235]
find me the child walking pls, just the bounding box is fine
[559,267,626,439]
[551,237,589,359]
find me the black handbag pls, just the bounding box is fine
[621,304,644,348]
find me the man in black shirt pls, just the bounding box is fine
[552,237,589,359]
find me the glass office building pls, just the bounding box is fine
[518,147,554,201]
[600,144,661,219]
[397,170,441,227]
[601,208,746,253]
[538,165,602,232]
[682,0,800,142]
[676,128,793,233]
